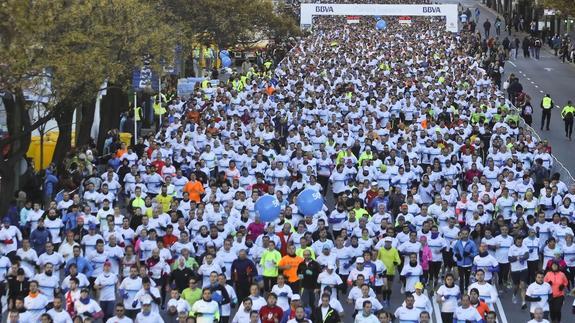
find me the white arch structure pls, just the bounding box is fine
[300,3,459,32]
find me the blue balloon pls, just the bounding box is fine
[255,194,281,222]
[297,189,324,216]
[219,50,230,59]
[221,56,232,68]
[376,20,387,30]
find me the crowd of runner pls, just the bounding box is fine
[3,1,575,323]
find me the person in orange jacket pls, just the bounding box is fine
[544,260,569,323]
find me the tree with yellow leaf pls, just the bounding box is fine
[0,0,175,214]
[543,0,575,17]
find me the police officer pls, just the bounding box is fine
[561,100,575,140]
[540,94,554,131]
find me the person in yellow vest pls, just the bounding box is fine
[204,47,214,69]
[540,94,554,131]
[561,100,575,140]
[153,96,166,129]
[134,104,142,138]
[201,79,210,91]
[192,48,201,77]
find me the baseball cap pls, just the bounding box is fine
[415,282,424,290]
[356,257,365,264]
[291,294,301,301]
[383,237,393,243]
[88,223,97,230]
[327,263,335,270]
[141,295,153,305]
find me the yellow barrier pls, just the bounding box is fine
[119,132,132,146]
[26,131,76,170]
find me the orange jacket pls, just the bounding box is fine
[183,180,204,203]
[544,270,569,298]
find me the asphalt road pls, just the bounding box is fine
[438,1,575,322]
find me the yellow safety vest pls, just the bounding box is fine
[204,48,213,58]
[542,97,552,109]
[201,80,210,89]
[134,106,142,122]
[153,102,166,116]
[232,79,243,92]
[193,48,200,59]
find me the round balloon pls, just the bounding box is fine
[221,56,232,68]
[255,194,281,222]
[376,19,387,30]
[297,189,324,216]
[219,50,229,59]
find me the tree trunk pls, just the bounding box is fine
[51,106,74,167]
[97,87,128,151]
[76,99,96,148]
[0,89,31,215]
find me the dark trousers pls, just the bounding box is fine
[541,109,552,130]
[235,281,250,304]
[288,281,300,295]
[126,309,138,319]
[458,266,472,293]
[301,288,316,308]
[317,175,329,196]
[100,300,115,322]
[499,263,510,286]
[565,119,573,139]
[441,312,454,323]
[430,261,442,284]
[263,276,276,293]
[549,296,564,323]
[567,266,575,288]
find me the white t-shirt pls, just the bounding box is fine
[74,299,102,320]
[454,306,483,322]
[135,311,165,323]
[24,293,49,322]
[526,281,552,313]
[393,305,421,323]
[94,272,118,301]
[119,276,142,310]
[191,299,220,323]
[436,285,460,312]
[46,308,73,323]
[271,284,293,311]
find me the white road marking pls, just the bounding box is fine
[544,67,553,72]
[540,90,544,93]
[506,60,516,67]
[535,85,539,88]
[495,298,509,323]
[432,297,442,323]
[530,81,535,84]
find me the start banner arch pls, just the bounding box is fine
[300,3,459,32]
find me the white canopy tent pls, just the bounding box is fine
[300,3,459,32]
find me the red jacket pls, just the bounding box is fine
[259,305,283,323]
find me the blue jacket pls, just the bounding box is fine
[452,239,478,267]
[30,227,51,254]
[62,211,80,230]
[280,307,311,323]
[65,256,94,277]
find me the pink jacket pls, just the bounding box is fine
[420,245,432,271]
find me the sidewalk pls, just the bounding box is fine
[472,1,575,64]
